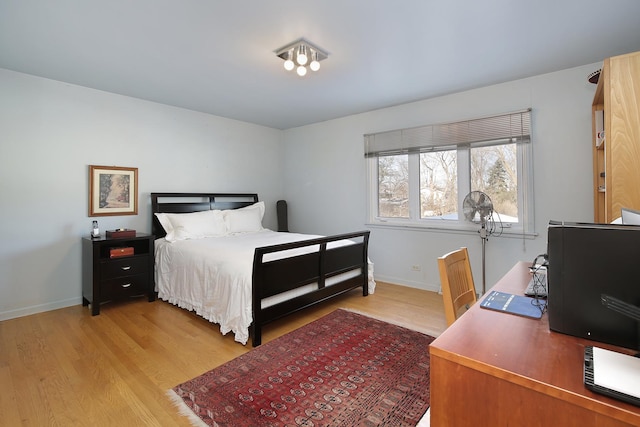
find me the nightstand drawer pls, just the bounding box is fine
[102,274,149,300]
[101,256,149,280]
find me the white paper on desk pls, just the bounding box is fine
[593,347,640,399]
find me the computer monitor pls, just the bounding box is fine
[547,220,640,351]
[621,207,640,225]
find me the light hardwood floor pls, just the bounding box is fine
[0,282,446,426]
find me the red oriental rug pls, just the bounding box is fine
[168,309,435,427]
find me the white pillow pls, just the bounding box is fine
[162,210,227,242]
[236,201,265,218]
[155,213,174,234]
[224,201,265,234]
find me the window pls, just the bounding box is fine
[378,154,409,218]
[366,109,533,234]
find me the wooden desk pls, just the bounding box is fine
[429,261,640,426]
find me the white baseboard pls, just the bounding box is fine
[0,297,81,322]
[373,275,440,293]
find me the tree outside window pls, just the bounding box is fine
[378,155,409,218]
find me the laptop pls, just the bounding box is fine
[621,207,640,225]
[584,346,640,407]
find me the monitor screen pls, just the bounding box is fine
[547,220,640,350]
[621,207,640,225]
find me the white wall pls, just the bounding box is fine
[0,69,283,320]
[0,61,601,320]
[282,63,599,293]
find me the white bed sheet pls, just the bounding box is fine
[155,229,375,345]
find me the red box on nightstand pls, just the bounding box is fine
[106,229,136,238]
[109,247,135,258]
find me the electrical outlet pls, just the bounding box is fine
[411,265,421,271]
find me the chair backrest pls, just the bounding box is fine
[438,247,477,326]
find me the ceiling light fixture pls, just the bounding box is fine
[275,38,328,77]
[297,44,308,65]
[283,49,295,71]
[309,51,320,72]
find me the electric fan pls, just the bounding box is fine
[462,191,495,294]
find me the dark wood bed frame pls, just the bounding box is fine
[150,192,370,346]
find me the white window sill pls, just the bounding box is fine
[365,220,539,240]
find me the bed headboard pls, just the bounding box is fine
[150,192,259,238]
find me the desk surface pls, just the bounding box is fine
[429,261,640,426]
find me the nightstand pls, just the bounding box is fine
[82,233,155,315]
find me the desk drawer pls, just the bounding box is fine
[101,256,149,280]
[102,274,148,300]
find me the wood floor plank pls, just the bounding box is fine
[0,282,445,426]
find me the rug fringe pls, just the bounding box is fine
[166,389,211,427]
[339,308,441,338]
[416,408,431,426]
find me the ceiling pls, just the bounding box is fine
[1,1,640,130]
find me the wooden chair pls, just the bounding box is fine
[438,247,477,326]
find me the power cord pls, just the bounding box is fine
[529,253,548,313]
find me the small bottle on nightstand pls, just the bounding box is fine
[91,220,100,238]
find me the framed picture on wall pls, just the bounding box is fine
[89,165,138,216]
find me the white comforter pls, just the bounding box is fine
[155,229,375,344]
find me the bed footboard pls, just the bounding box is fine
[251,230,370,346]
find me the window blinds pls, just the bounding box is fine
[364,109,531,157]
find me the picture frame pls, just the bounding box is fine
[89,165,138,216]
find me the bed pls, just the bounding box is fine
[151,193,373,346]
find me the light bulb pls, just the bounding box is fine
[296,65,307,76]
[309,51,320,71]
[284,59,294,71]
[283,49,294,71]
[297,45,308,65]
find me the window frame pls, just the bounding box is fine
[365,110,535,236]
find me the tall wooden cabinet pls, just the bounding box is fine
[593,50,640,223]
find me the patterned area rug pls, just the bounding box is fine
[169,309,435,427]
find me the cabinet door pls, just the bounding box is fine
[608,52,640,220]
